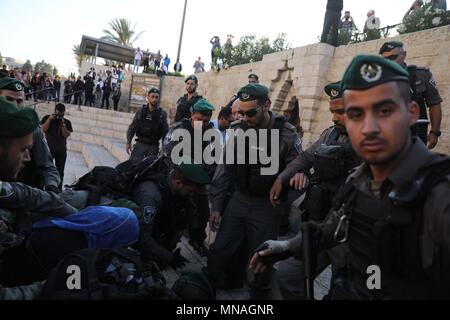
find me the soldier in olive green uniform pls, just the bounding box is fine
[206,84,302,299]
[160,99,216,256]
[0,77,60,192]
[379,41,443,149]
[274,81,359,299]
[0,97,77,299]
[251,55,450,299]
[126,88,169,161]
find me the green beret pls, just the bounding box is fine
[185,75,198,84]
[379,41,404,54]
[178,161,210,185]
[192,98,215,114]
[148,87,160,95]
[324,81,342,99]
[0,96,39,138]
[341,55,410,92]
[237,84,269,102]
[0,77,25,92]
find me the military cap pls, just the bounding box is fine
[148,87,160,95]
[237,84,269,102]
[178,160,210,185]
[0,96,39,138]
[248,73,259,80]
[324,81,342,99]
[185,75,198,84]
[192,98,215,114]
[379,41,404,54]
[341,55,410,92]
[0,77,25,92]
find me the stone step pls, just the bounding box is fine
[35,104,134,126]
[68,139,119,170]
[68,133,128,163]
[35,103,135,119]
[63,151,90,186]
[68,116,129,133]
[70,131,126,146]
[70,122,127,142]
[104,138,129,163]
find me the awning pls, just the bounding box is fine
[79,35,155,64]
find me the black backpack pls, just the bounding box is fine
[69,155,167,204]
[39,248,177,300]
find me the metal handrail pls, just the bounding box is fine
[24,89,84,110]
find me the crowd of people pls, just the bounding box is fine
[134,48,175,76]
[0,10,449,302]
[322,0,448,46]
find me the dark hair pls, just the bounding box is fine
[0,137,11,151]
[55,103,66,112]
[218,107,232,120]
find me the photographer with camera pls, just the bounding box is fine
[41,103,73,191]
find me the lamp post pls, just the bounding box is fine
[176,0,188,70]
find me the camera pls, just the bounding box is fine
[53,114,63,121]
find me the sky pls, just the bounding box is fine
[0,0,415,76]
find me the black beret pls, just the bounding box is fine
[0,77,25,92]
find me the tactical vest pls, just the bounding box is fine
[313,127,359,184]
[233,117,287,198]
[407,65,428,143]
[175,95,203,122]
[333,155,450,299]
[136,105,165,145]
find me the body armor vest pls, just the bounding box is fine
[407,65,428,144]
[233,117,287,198]
[334,155,450,299]
[313,127,359,185]
[136,106,165,145]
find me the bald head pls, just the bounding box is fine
[231,98,242,121]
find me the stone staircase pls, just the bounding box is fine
[35,103,134,186]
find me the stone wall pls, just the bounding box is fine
[157,25,450,155]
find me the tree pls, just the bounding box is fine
[72,44,86,70]
[22,59,33,73]
[228,33,290,67]
[102,18,145,46]
[0,51,3,65]
[34,60,54,75]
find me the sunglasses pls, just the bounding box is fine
[385,54,399,61]
[238,104,264,117]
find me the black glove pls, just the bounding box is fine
[44,185,60,193]
[170,248,189,270]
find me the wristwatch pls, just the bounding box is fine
[430,130,442,137]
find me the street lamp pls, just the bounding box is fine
[176,0,188,71]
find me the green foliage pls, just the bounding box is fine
[34,60,54,75]
[0,52,3,65]
[398,2,449,34]
[72,44,86,70]
[102,18,145,47]
[226,33,290,68]
[21,60,33,73]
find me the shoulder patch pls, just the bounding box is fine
[429,77,438,90]
[143,206,158,224]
